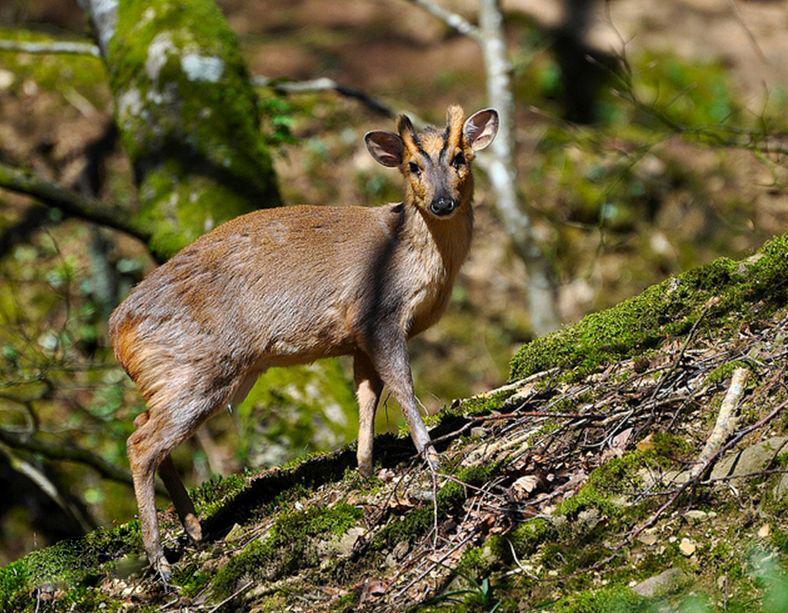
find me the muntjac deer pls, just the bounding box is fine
[110,105,499,580]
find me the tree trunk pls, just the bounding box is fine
[77,0,281,260]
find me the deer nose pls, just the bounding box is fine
[430,197,457,216]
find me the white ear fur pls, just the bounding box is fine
[463,108,499,151]
[364,131,404,167]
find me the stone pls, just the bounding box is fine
[578,508,601,531]
[711,437,787,482]
[637,533,658,546]
[757,524,771,538]
[633,567,688,598]
[773,474,788,502]
[684,510,708,522]
[224,523,244,542]
[679,538,696,556]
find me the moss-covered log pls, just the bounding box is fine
[78,0,281,259]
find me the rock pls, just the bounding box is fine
[336,526,366,556]
[112,553,148,579]
[224,522,245,541]
[637,533,658,546]
[773,474,788,502]
[679,538,696,556]
[757,524,771,538]
[711,437,787,482]
[683,510,708,523]
[578,508,601,531]
[633,567,688,598]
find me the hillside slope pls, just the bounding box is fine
[1,234,786,612]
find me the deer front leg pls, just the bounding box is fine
[368,336,439,470]
[354,352,383,477]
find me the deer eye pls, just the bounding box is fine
[452,153,465,169]
[409,162,422,175]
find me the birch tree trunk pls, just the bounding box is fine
[77,0,281,260]
[478,0,560,335]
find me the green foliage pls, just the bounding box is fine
[0,28,110,104]
[630,52,738,129]
[237,359,357,468]
[510,234,788,381]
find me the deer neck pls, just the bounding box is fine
[399,194,474,287]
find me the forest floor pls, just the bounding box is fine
[1,234,784,611]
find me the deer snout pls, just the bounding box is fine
[429,196,457,217]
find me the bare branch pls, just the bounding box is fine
[0,160,152,248]
[252,76,395,118]
[477,0,560,334]
[0,38,100,57]
[0,441,94,531]
[688,367,749,480]
[0,427,133,486]
[403,0,481,41]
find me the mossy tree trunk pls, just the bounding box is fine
[78,0,281,260]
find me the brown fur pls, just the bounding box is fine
[110,105,498,580]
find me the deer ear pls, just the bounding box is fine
[463,108,499,151]
[364,131,404,167]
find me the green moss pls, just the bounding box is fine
[454,388,517,416]
[107,0,280,258]
[456,536,507,584]
[704,360,752,388]
[190,471,250,517]
[552,584,646,613]
[510,234,787,381]
[510,518,558,557]
[0,522,140,610]
[557,440,679,519]
[211,502,362,596]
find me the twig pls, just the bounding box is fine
[203,580,253,612]
[473,411,600,421]
[0,427,169,495]
[402,0,482,41]
[0,160,153,252]
[252,76,394,117]
[0,39,100,57]
[726,0,768,64]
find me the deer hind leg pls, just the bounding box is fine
[128,390,227,581]
[132,412,201,542]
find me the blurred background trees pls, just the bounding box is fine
[0,0,785,563]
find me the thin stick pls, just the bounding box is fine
[403,0,481,41]
[0,39,100,57]
[688,367,749,480]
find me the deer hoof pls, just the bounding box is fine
[155,556,172,583]
[423,448,440,472]
[184,513,202,542]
